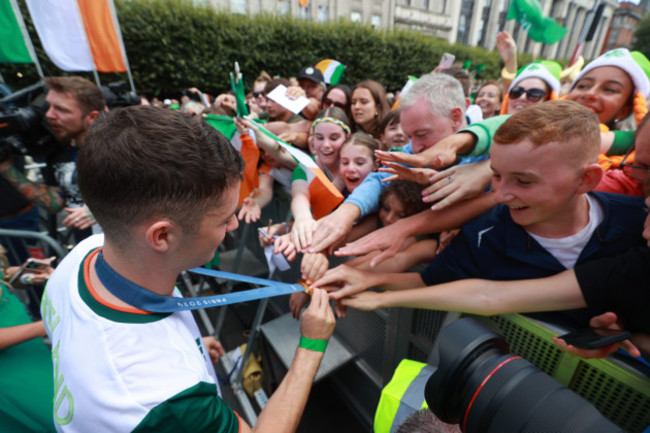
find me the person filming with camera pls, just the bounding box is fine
[0,76,105,247]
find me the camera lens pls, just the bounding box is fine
[425,318,623,433]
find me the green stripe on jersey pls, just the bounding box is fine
[132,381,239,433]
[78,250,170,323]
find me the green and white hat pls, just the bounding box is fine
[508,61,562,94]
[570,48,650,98]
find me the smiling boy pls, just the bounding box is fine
[314,101,646,326]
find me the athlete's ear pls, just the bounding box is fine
[145,220,177,252]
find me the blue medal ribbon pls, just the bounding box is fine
[95,250,305,313]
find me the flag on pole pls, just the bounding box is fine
[204,115,260,206]
[506,0,567,45]
[252,121,343,219]
[25,0,95,71]
[0,0,32,63]
[315,59,346,85]
[76,0,126,72]
[230,62,249,118]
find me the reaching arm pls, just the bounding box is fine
[1,162,64,213]
[290,180,317,251]
[238,174,274,224]
[311,264,425,300]
[340,268,587,315]
[375,132,477,170]
[0,320,47,350]
[244,288,335,433]
[307,203,360,254]
[335,192,497,267]
[496,31,518,88]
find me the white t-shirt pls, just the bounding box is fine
[528,195,604,269]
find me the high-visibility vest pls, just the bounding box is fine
[374,359,436,433]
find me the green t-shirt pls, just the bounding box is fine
[0,283,55,432]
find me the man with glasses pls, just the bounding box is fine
[596,115,650,196]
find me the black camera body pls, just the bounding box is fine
[0,82,61,163]
[0,80,141,163]
[101,81,140,108]
[425,318,623,433]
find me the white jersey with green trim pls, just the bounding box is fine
[41,235,236,433]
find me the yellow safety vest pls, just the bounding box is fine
[374,359,435,433]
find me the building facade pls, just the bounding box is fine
[601,2,643,52]
[206,0,624,60]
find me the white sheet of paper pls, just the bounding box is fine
[267,84,310,115]
[264,245,291,276]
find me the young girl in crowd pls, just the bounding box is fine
[290,107,351,251]
[339,132,379,195]
[378,109,408,150]
[351,80,390,139]
[286,133,379,318]
[475,81,503,119]
[343,180,438,273]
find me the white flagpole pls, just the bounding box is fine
[9,0,44,79]
[107,0,136,93]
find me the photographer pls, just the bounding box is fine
[1,76,105,247]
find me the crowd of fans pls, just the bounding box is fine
[1,28,650,432]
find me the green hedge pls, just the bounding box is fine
[3,0,530,96]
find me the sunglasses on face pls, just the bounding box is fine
[508,86,547,102]
[324,98,347,110]
[253,91,264,98]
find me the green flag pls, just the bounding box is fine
[203,114,237,140]
[507,0,567,45]
[0,0,33,63]
[230,62,249,118]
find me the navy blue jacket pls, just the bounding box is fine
[421,192,646,285]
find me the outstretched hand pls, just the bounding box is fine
[379,164,436,185]
[551,312,641,359]
[496,31,517,64]
[300,289,336,341]
[202,336,225,363]
[311,265,373,300]
[422,159,492,211]
[335,219,410,267]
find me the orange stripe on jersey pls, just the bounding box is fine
[83,248,152,315]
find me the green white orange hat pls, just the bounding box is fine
[571,48,650,98]
[508,61,562,95]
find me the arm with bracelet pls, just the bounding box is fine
[247,288,335,432]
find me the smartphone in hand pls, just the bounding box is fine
[8,257,54,285]
[438,53,455,70]
[559,327,631,350]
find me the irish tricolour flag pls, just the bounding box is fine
[252,120,343,219]
[315,59,346,85]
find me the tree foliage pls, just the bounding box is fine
[632,13,650,59]
[2,0,518,97]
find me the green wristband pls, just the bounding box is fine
[299,336,328,352]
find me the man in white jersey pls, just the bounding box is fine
[41,105,335,432]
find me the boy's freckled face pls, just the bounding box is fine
[179,184,240,267]
[490,139,584,236]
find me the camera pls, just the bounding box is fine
[0,80,141,163]
[424,318,623,433]
[101,81,140,109]
[0,82,61,163]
